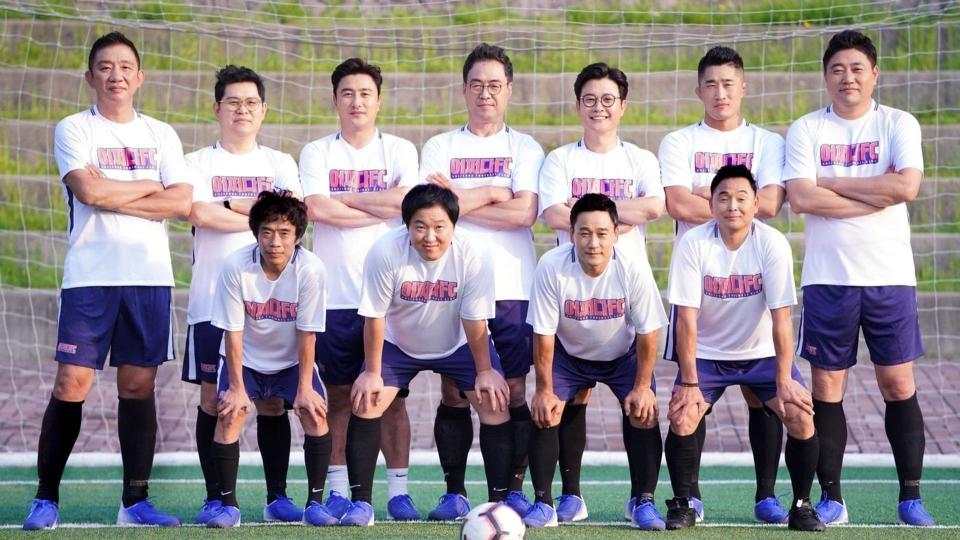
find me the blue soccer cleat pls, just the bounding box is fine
[754,496,789,524]
[193,498,222,525]
[505,491,532,517]
[302,501,339,526]
[117,499,181,527]
[340,501,375,527]
[690,496,705,522]
[23,499,59,531]
[631,499,666,531]
[555,494,588,522]
[522,500,558,528]
[427,493,471,521]
[324,491,352,519]
[898,499,935,526]
[624,496,637,521]
[263,496,302,522]
[387,494,421,521]
[206,505,241,528]
[814,493,848,524]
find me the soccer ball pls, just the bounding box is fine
[459,502,526,540]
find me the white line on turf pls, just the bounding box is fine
[2,479,958,486]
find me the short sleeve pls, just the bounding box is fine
[626,261,668,335]
[782,117,817,183]
[419,135,447,184]
[511,134,545,194]
[393,138,421,188]
[526,254,562,335]
[54,117,89,181]
[274,152,303,196]
[299,141,329,198]
[157,124,194,188]
[755,131,785,189]
[184,150,210,203]
[633,149,664,200]
[211,260,246,332]
[890,112,924,173]
[537,149,570,215]
[658,130,693,189]
[761,230,798,310]
[459,239,496,321]
[666,234,704,309]
[296,256,327,332]
[357,237,397,318]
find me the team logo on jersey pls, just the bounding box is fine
[563,298,626,321]
[244,299,298,321]
[449,157,512,179]
[703,274,763,299]
[694,152,754,173]
[329,169,388,192]
[571,178,635,200]
[96,147,157,170]
[212,176,274,197]
[819,141,880,167]
[400,280,459,303]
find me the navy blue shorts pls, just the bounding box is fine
[798,285,924,370]
[314,309,364,386]
[489,300,533,379]
[380,339,502,392]
[181,321,223,384]
[216,360,326,408]
[553,340,653,402]
[675,357,805,405]
[55,286,172,369]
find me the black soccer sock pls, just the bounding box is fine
[434,404,472,496]
[257,413,291,503]
[884,393,926,501]
[195,406,219,501]
[509,405,532,492]
[690,416,706,499]
[626,422,663,500]
[528,425,559,505]
[479,422,513,502]
[118,396,157,507]
[304,433,332,504]
[813,399,846,502]
[558,403,586,497]
[346,415,381,503]
[749,406,784,502]
[665,428,701,499]
[212,441,240,507]
[36,396,83,503]
[785,432,819,508]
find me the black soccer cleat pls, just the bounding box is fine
[788,499,826,532]
[665,497,697,530]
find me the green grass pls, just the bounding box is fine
[0,464,957,537]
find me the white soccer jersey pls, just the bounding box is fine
[54,106,194,288]
[783,101,923,287]
[300,131,419,308]
[358,226,495,360]
[659,120,785,239]
[538,139,664,261]
[528,244,667,361]
[186,143,301,325]
[419,125,544,301]
[212,245,327,374]
[667,220,796,361]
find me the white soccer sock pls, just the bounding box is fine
[327,465,349,496]
[386,467,410,499]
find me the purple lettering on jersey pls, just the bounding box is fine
[211,176,275,197]
[818,141,880,167]
[96,147,158,170]
[693,152,754,173]
[399,280,459,303]
[563,298,626,321]
[328,169,389,192]
[243,299,299,322]
[448,157,512,179]
[570,178,635,200]
[702,273,763,299]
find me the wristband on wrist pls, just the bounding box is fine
[223,199,231,210]
[679,381,700,388]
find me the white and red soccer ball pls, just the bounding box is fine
[459,502,526,540]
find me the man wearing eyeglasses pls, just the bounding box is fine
[181,65,304,525]
[419,42,545,520]
[537,62,665,525]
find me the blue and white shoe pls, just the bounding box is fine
[206,505,240,528]
[555,494,588,522]
[522,501,558,528]
[427,493,471,521]
[898,499,935,526]
[690,496,705,523]
[23,499,58,530]
[324,491,352,519]
[340,501,375,527]
[505,491,532,517]
[263,496,302,522]
[631,499,666,531]
[302,501,339,526]
[754,496,789,524]
[193,498,222,525]
[387,494,421,521]
[117,499,181,527]
[625,496,637,520]
[814,493,848,524]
